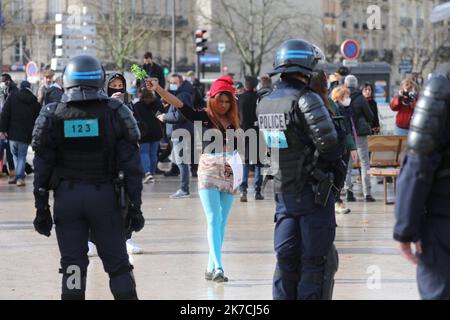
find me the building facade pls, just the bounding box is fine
[322,0,450,86]
[0,0,197,74]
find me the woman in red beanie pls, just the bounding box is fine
[146,75,240,283]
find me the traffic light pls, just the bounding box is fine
[164,67,170,75]
[195,29,208,54]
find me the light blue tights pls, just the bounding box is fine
[198,189,235,273]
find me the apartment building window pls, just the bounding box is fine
[47,0,65,19]
[11,0,26,21]
[13,37,26,64]
[155,0,162,15]
[130,0,136,16]
[142,0,150,14]
[179,0,188,18]
[166,0,174,16]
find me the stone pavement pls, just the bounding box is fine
[0,174,418,300]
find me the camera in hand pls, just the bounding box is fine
[401,90,417,103]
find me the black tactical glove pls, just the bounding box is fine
[126,204,145,233]
[33,207,53,237]
[33,188,52,237]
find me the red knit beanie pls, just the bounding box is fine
[208,75,236,97]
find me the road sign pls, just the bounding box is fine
[218,43,226,54]
[341,39,360,60]
[55,24,96,36]
[26,61,38,78]
[399,59,413,73]
[26,61,40,83]
[56,38,97,47]
[62,48,97,57]
[200,55,221,64]
[343,59,358,67]
[55,14,95,24]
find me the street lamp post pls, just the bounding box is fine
[171,0,176,74]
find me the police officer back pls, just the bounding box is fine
[32,55,145,300]
[256,39,342,300]
[394,62,450,299]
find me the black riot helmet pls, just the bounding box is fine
[270,39,324,77]
[62,55,105,90]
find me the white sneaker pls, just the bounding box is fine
[143,173,154,184]
[87,241,98,257]
[335,203,351,215]
[126,239,144,255]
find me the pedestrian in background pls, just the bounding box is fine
[134,87,164,184]
[136,52,166,89]
[238,76,264,202]
[37,69,55,106]
[361,82,380,135]
[330,84,358,214]
[390,78,418,136]
[157,74,194,199]
[344,75,375,202]
[0,81,41,187]
[43,76,64,105]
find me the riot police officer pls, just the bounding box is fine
[32,55,145,300]
[256,39,341,300]
[394,62,450,300]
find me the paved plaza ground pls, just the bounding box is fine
[0,173,418,300]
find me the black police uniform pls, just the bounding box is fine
[32,56,145,300]
[256,39,341,300]
[394,63,450,299]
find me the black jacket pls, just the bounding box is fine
[133,98,165,143]
[44,85,64,105]
[164,80,194,137]
[238,90,259,131]
[367,97,380,132]
[0,88,41,144]
[349,88,374,137]
[137,63,166,89]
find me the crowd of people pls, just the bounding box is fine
[0,45,436,300]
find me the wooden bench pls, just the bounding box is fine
[366,135,407,204]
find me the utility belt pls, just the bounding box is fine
[49,168,115,190]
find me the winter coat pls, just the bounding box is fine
[390,94,417,129]
[349,88,374,137]
[133,98,165,143]
[238,90,259,131]
[164,80,194,138]
[0,88,41,144]
[136,62,166,89]
[366,97,380,133]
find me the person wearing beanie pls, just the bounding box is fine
[146,75,240,283]
[0,80,41,186]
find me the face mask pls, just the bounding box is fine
[169,84,178,92]
[342,97,351,107]
[0,82,6,90]
[108,87,125,97]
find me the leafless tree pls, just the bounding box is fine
[86,0,159,72]
[199,0,323,77]
[0,0,30,64]
[394,20,450,77]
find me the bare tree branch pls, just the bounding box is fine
[198,0,319,76]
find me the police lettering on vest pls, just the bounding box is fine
[258,113,287,131]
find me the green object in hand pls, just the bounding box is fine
[130,64,148,81]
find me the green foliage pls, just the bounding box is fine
[130,64,148,80]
